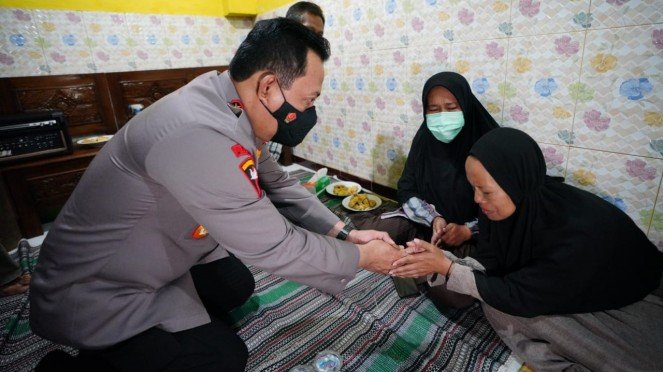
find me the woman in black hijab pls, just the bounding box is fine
[391,128,663,370]
[354,72,497,248]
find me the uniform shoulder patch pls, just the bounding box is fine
[231,144,251,157]
[239,157,262,198]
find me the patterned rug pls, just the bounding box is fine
[0,170,516,371]
[231,267,511,371]
[0,245,76,372]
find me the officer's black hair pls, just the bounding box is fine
[286,1,325,25]
[228,17,330,89]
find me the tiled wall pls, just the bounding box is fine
[1,3,662,248]
[261,0,663,249]
[0,8,253,76]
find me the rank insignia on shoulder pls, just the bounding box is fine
[285,112,297,123]
[255,148,262,159]
[231,144,251,157]
[192,225,208,239]
[239,158,262,198]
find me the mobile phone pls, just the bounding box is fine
[392,277,421,298]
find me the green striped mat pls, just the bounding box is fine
[230,267,511,371]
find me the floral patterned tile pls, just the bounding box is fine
[452,0,513,41]
[124,13,166,70]
[0,9,49,76]
[406,42,453,95]
[649,186,663,252]
[407,2,458,46]
[450,38,508,124]
[342,1,379,52]
[81,11,136,72]
[503,32,585,145]
[32,10,95,75]
[590,0,663,29]
[566,147,662,233]
[299,108,333,161]
[368,10,408,51]
[342,128,375,180]
[371,122,409,188]
[511,0,590,36]
[368,48,408,124]
[538,142,569,178]
[574,25,662,158]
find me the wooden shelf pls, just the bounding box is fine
[0,65,228,239]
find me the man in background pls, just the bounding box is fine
[267,1,325,162]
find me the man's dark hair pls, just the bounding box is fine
[228,17,330,89]
[286,1,325,25]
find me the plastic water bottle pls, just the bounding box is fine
[17,239,31,274]
[314,350,342,372]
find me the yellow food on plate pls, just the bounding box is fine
[348,194,377,211]
[78,135,112,144]
[333,184,358,196]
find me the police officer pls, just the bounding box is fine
[31,18,403,371]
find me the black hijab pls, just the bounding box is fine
[470,128,662,317]
[397,72,498,223]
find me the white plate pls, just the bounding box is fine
[76,135,113,146]
[326,181,361,197]
[342,193,382,212]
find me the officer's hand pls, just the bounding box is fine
[348,229,396,245]
[440,223,472,247]
[357,240,405,275]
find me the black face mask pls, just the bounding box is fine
[261,81,318,147]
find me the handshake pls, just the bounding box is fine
[348,230,449,279]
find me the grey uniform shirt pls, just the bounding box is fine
[30,71,359,349]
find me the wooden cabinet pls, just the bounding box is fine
[0,66,227,239]
[1,147,99,237]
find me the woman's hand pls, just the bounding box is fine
[431,217,447,246]
[390,239,452,278]
[440,223,472,247]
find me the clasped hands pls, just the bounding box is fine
[354,228,451,279]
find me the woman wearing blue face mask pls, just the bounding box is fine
[371,72,498,247]
[394,72,498,247]
[352,72,498,302]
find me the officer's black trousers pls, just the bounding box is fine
[36,254,256,372]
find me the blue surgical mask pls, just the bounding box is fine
[425,111,464,143]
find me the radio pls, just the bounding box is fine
[0,111,73,164]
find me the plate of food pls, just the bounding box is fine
[342,193,382,212]
[326,181,361,197]
[76,135,113,147]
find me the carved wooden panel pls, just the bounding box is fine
[0,74,116,137]
[107,65,227,128]
[28,168,86,203]
[1,148,99,237]
[0,65,229,238]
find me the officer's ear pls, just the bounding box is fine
[256,73,277,101]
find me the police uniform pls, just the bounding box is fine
[30,71,358,350]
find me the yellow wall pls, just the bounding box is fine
[0,0,294,16]
[256,0,293,14]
